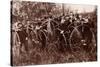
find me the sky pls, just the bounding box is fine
[57,4,97,13]
[12,0,97,13]
[67,4,96,13]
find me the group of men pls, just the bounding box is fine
[12,12,91,52]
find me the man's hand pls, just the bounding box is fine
[26,37,28,40]
[60,30,64,34]
[18,42,21,45]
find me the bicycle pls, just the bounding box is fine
[68,20,95,52]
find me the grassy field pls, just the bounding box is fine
[11,35,97,66]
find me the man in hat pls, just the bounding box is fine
[13,21,28,53]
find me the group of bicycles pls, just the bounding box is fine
[12,13,96,54]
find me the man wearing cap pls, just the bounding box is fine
[13,21,28,53]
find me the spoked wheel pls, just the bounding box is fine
[12,31,21,56]
[69,25,94,52]
[37,29,47,49]
[69,26,83,52]
[55,28,71,52]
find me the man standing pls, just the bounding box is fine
[13,21,28,53]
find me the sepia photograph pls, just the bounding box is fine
[11,0,97,66]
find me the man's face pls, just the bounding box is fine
[27,21,30,25]
[18,24,23,29]
[79,15,82,19]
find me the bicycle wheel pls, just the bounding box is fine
[69,27,82,51]
[12,31,21,57]
[38,29,47,49]
[69,25,94,52]
[55,28,69,52]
